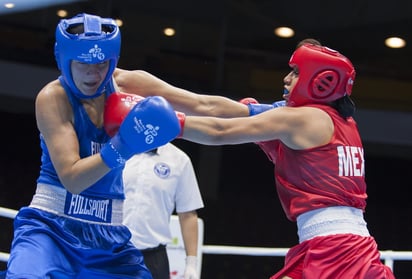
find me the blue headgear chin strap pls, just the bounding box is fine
[54,13,121,99]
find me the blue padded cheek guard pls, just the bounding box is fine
[54,13,121,99]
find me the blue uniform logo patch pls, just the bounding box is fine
[64,193,112,223]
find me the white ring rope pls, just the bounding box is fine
[202,245,289,256]
[1,206,411,272]
[0,207,17,219]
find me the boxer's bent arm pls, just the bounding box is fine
[35,82,111,194]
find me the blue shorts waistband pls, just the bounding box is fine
[29,183,123,225]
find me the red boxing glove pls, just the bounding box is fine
[239,97,258,105]
[104,92,145,137]
[104,91,186,138]
[175,111,186,138]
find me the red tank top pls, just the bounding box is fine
[257,104,367,221]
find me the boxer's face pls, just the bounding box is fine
[71,60,110,96]
[282,67,299,103]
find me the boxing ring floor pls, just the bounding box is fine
[1,206,412,278]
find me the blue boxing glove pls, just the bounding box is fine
[239,97,286,116]
[272,100,287,108]
[100,96,181,169]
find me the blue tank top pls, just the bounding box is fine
[36,76,124,199]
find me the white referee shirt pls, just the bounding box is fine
[122,143,204,250]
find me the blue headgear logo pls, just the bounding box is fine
[90,45,105,60]
[74,44,106,62]
[54,13,121,99]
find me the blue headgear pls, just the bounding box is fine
[54,13,121,99]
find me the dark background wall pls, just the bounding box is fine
[0,1,411,277]
[0,108,411,278]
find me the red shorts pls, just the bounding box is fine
[270,234,395,279]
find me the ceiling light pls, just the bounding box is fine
[115,18,123,27]
[163,27,176,37]
[0,0,82,15]
[4,3,15,9]
[274,27,295,38]
[385,37,406,49]
[56,9,68,17]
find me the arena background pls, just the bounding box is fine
[0,0,411,278]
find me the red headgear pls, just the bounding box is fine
[287,44,355,107]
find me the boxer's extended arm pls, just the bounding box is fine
[115,69,250,117]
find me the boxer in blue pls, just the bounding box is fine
[4,13,180,278]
